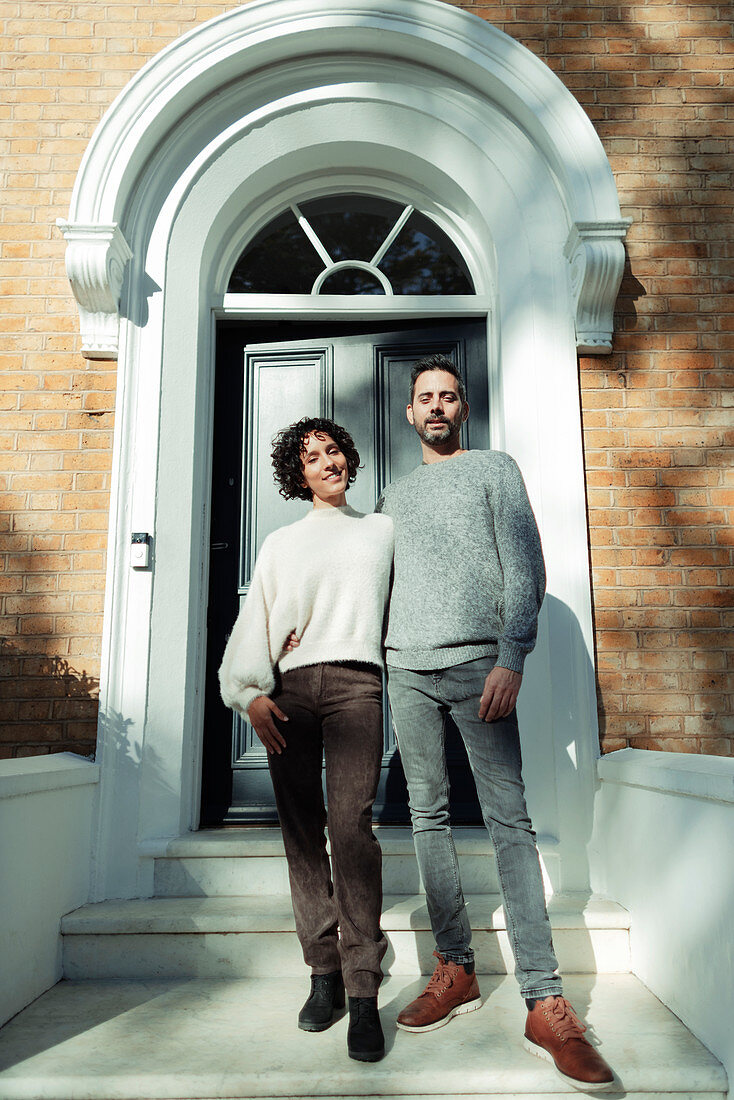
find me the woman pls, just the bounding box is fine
[218,416,393,1063]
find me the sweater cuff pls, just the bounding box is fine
[496,640,527,674]
[223,685,267,719]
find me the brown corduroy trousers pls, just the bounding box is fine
[268,662,387,997]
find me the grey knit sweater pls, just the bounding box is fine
[375,450,545,673]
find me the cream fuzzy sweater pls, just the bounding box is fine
[218,505,394,718]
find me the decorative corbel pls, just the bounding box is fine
[564,220,631,355]
[56,221,133,360]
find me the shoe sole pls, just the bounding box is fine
[348,1047,385,1062]
[523,1036,616,1092]
[396,996,483,1033]
[298,1018,335,1033]
[298,1001,345,1032]
[298,990,345,1032]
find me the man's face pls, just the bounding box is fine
[407,369,468,445]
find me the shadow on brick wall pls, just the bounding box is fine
[615,264,647,330]
[0,640,98,760]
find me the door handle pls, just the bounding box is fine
[210,541,229,551]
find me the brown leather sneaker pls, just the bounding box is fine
[396,951,482,1032]
[524,995,615,1091]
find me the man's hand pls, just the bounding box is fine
[247,696,288,754]
[283,631,300,652]
[479,666,522,722]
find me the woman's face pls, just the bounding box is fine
[300,431,349,508]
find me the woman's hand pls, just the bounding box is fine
[247,696,288,754]
[283,631,300,652]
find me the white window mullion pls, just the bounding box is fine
[291,203,333,268]
[370,204,414,267]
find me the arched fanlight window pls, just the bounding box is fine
[228,194,474,295]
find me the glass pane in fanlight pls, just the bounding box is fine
[227,196,475,295]
[228,209,323,293]
[300,195,403,263]
[318,268,387,295]
[380,211,474,294]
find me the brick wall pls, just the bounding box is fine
[0,1,239,758]
[532,0,733,756]
[1,0,731,758]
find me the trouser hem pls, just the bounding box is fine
[440,951,474,965]
[523,983,564,1000]
[345,985,381,999]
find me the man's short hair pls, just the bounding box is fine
[409,353,467,405]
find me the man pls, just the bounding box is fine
[375,353,614,1091]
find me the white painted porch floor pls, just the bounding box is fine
[0,973,726,1100]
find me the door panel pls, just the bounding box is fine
[202,319,488,825]
[228,347,333,812]
[244,348,331,575]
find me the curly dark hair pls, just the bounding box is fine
[271,417,361,502]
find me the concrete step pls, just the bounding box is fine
[144,827,562,896]
[0,974,725,1099]
[61,894,630,980]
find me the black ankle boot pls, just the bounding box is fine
[298,971,345,1032]
[347,996,385,1062]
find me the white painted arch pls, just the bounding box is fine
[58,0,629,900]
[71,0,619,223]
[60,0,628,357]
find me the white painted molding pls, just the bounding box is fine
[311,260,393,295]
[56,221,132,359]
[0,753,100,800]
[67,0,623,226]
[598,747,734,804]
[60,2,629,357]
[565,221,631,354]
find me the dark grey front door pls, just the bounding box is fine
[202,318,488,825]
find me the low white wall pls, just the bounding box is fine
[0,753,99,1027]
[589,748,734,1091]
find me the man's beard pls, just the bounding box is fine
[415,415,461,446]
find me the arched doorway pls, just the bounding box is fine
[203,193,492,825]
[59,0,628,900]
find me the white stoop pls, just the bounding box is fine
[0,828,727,1100]
[146,827,558,896]
[60,829,630,981]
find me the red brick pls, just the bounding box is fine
[2,2,734,760]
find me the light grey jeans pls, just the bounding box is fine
[387,655,562,1000]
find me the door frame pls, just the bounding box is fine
[202,313,493,826]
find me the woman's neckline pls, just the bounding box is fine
[304,503,359,518]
